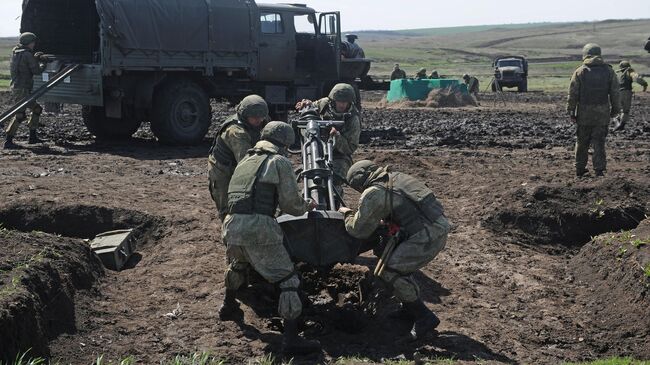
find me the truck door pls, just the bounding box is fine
[317,12,341,80]
[258,11,296,81]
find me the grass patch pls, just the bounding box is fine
[564,357,650,365]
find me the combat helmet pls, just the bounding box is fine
[462,74,470,80]
[347,160,383,192]
[19,32,37,46]
[582,43,602,59]
[328,83,356,104]
[619,60,631,70]
[261,121,295,147]
[236,95,269,121]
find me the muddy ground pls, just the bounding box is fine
[0,91,649,364]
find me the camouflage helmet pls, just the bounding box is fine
[619,60,631,70]
[582,43,601,59]
[328,83,356,103]
[346,160,381,192]
[418,68,426,73]
[236,95,268,121]
[462,74,470,80]
[261,121,295,147]
[19,32,37,46]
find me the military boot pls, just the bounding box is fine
[3,136,18,149]
[28,130,43,144]
[218,289,243,321]
[576,168,589,177]
[404,300,440,341]
[595,170,605,177]
[282,319,321,355]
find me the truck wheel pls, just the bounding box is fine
[518,79,528,93]
[151,80,211,145]
[82,106,142,140]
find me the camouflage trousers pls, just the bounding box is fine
[224,243,302,320]
[208,160,234,221]
[575,124,608,173]
[380,215,450,303]
[618,90,633,123]
[5,88,42,137]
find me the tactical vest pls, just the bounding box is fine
[579,65,611,105]
[374,172,445,235]
[619,70,633,91]
[227,150,277,216]
[321,103,358,159]
[209,118,261,167]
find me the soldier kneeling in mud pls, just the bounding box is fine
[218,122,320,354]
[339,160,450,340]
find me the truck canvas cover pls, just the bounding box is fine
[95,0,254,52]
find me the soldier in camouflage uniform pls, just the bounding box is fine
[462,74,480,95]
[4,33,47,149]
[390,64,407,80]
[567,44,620,177]
[613,60,647,131]
[339,160,450,340]
[429,70,440,79]
[414,68,427,80]
[219,122,320,354]
[208,95,268,220]
[296,83,361,196]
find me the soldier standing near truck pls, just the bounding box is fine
[219,122,320,354]
[296,83,361,196]
[208,95,269,220]
[339,160,450,341]
[4,33,48,149]
[613,60,647,131]
[567,43,620,177]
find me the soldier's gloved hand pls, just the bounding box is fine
[329,127,340,136]
[295,99,313,111]
[34,51,44,58]
[307,199,318,210]
[338,207,352,214]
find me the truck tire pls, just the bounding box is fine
[518,79,528,93]
[151,80,211,145]
[82,106,142,140]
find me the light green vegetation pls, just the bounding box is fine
[360,19,650,92]
[564,357,650,365]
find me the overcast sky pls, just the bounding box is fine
[1,0,649,36]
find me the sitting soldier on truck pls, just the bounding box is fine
[414,68,427,80]
[295,83,361,197]
[4,32,49,149]
[391,64,407,80]
[208,95,268,220]
[342,34,365,59]
[339,160,450,341]
[219,122,320,355]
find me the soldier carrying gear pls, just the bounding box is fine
[339,160,450,341]
[414,68,427,80]
[4,32,48,149]
[219,121,320,355]
[429,70,440,79]
[567,43,620,177]
[294,83,361,197]
[462,74,480,96]
[208,95,269,220]
[390,64,407,80]
[613,60,647,131]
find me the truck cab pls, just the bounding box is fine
[492,56,528,92]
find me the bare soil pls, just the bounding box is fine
[0,91,649,364]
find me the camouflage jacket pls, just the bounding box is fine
[223,140,310,246]
[567,56,620,126]
[618,68,648,91]
[314,98,361,163]
[467,77,480,93]
[10,46,45,91]
[390,69,407,80]
[208,114,259,170]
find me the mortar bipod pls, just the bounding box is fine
[294,118,345,211]
[0,63,82,125]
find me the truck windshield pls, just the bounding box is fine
[497,60,522,67]
[295,14,316,34]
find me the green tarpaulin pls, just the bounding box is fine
[387,79,468,102]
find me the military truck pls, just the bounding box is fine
[491,56,528,92]
[20,0,370,145]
